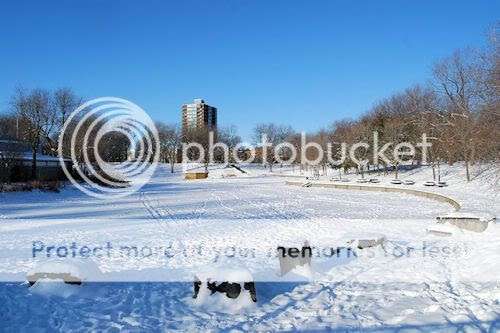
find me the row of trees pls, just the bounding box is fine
[250,27,499,182]
[1,26,498,182]
[1,88,132,180]
[171,125,243,172]
[1,87,82,179]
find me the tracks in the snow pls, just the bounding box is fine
[140,191,208,230]
[141,180,314,223]
[228,190,290,220]
[140,191,171,232]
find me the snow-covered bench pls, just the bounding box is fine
[193,266,257,303]
[26,259,102,286]
[436,211,495,233]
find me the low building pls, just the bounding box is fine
[0,139,72,181]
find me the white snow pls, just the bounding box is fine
[0,162,499,331]
[196,264,254,283]
[426,224,461,236]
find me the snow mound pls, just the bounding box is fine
[195,265,253,283]
[29,278,81,298]
[342,232,386,249]
[27,258,103,284]
[426,224,461,237]
[207,165,250,179]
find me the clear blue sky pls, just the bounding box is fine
[0,0,498,140]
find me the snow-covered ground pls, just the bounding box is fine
[0,163,499,331]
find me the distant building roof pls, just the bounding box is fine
[0,140,70,162]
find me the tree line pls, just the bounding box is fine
[251,27,499,182]
[1,25,498,182]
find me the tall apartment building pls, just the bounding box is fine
[182,98,217,140]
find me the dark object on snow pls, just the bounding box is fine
[226,164,247,174]
[193,276,257,302]
[193,276,201,298]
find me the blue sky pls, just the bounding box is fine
[0,0,498,140]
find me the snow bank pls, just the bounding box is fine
[27,258,103,284]
[207,165,250,179]
[341,232,386,249]
[426,224,461,237]
[195,265,254,283]
[29,278,81,298]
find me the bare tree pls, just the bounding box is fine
[252,123,293,172]
[98,132,130,162]
[157,122,182,173]
[46,88,82,156]
[217,125,241,163]
[184,127,216,171]
[433,49,483,181]
[11,87,56,179]
[0,115,22,183]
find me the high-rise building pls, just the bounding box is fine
[182,98,217,139]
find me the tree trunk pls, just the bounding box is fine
[465,160,470,182]
[464,146,470,182]
[437,160,441,182]
[31,149,37,180]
